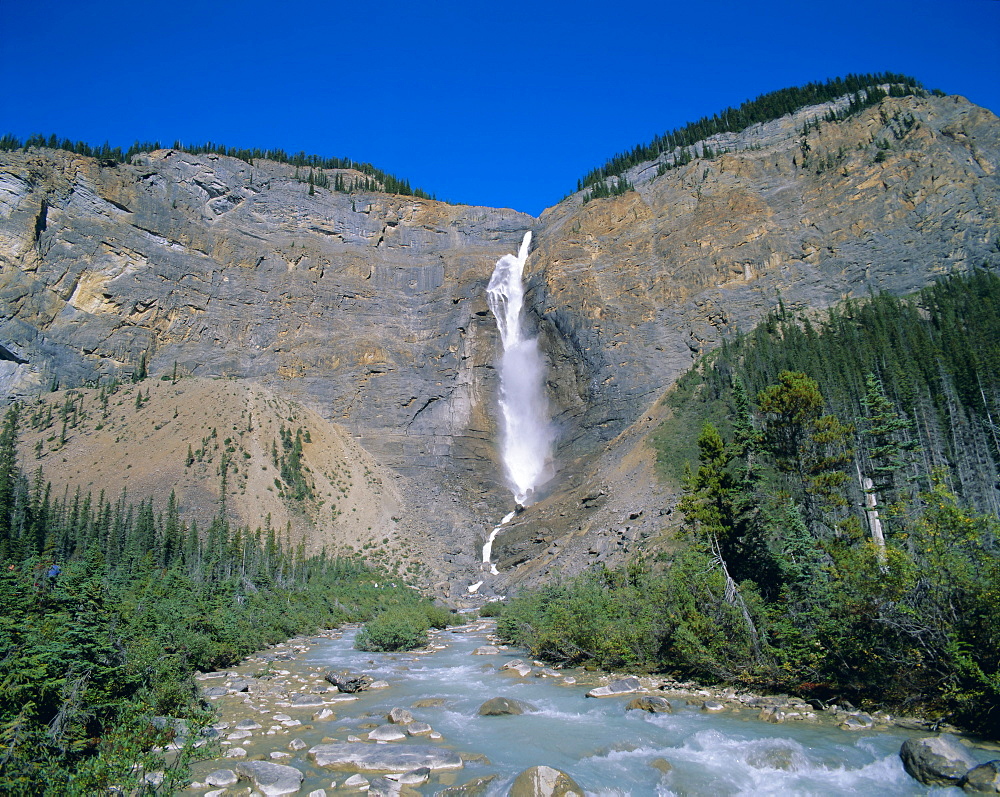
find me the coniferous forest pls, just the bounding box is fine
[575,71,927,194]
[0,134,435,201]
[496,269,1000,735]
[0,412,450,793]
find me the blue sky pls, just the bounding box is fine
[2,0,998,216]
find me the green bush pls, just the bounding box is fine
[478,600,504,617]
[355,606,431,652]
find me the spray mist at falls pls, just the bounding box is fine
[487,231,555,506]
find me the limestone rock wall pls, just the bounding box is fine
[1,92,998,588]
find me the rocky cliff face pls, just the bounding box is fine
[2,92,998,595]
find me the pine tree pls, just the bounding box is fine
[0,406,21,558]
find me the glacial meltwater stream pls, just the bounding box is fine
[190,621,990,795]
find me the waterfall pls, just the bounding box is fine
[487,231,555,506]
[482,511,516,575]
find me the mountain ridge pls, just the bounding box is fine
[2,88,999,596]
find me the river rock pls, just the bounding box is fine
[235,719,262,730]
[701,700,726,713]
[625,696,673,714]
[840,713,875,730]
[224,747,247,758]
[235,761,304,796]
[289,738,307,751]
[900,733,978,786]
[758,707,787,723]
[649,758,673,774]
[309,742,464,772]
[291,693,325,706]
[407,722,433,736]
[229,680,251,693]
[313,708,335,721]
[325,671,373,693]
[397,766,431,785]
[504,664,532,677]
[477,697,537,716]
[473,645,499,655]
[388,707,414,724]
[436,774,499,795]
[586,677,641,698]
[413,698,447,708]
[203,686,227,697]
[368,776,401,796]
[501,659,526,670]
[368,724,407,742]
[509,765,584,797]
[963,760,1000,793]
[205,769,238,787]
[342,773,370,789]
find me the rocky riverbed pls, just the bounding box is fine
[171,621,998,795]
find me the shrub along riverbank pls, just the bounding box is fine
[496,271,1000,736]
[0,405,443,794]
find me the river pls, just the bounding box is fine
[186,620,991,795]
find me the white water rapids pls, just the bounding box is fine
[186,623,973,795]
[486,231,555,506]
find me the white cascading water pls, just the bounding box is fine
[482,510,516,575]
[486,231,555,506]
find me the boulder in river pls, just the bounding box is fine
[397,766,431,785]
[309,742,464,772]
[388,707,414,724]
[368,724,407,742]
[473,645,500,655]
[962,760,1000,793]
[586,677,641,698]
[324,671,373,693]
[413,698,447,708]
[368,776,401,796]
[509,765,584,797]
[235,760,304,796]
[625,696,673,714]
[900,733,978,786]
[205,769,238,787]
[477,697,537,716]
[839,713,875,731]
